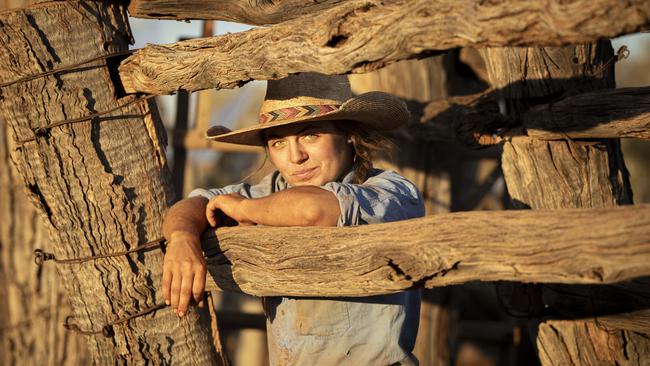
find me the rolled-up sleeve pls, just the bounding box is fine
[321,171,425,227]
[188,172,278,200]
[189,184,247,200]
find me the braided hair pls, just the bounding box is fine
[337,122,394,184]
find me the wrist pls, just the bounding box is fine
[168,230,200,244]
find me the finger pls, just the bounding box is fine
[170,269,182,312]
[177,271,195,317]
[192,266,206,304]
[162,263,173,305]
[198,300,205,308]
[206,200,219,227]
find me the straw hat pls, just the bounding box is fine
[205,73,410,146]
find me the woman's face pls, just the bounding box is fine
[265,121,353,186]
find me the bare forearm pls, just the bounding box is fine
[162,196,209,240]
[240,186,339,227]
[161,196,209,316]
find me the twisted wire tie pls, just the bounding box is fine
[33,236,166,265]
[63,303,167,338]
[0,49,136,89]
[34,236,168,336]
[590,45,629,77]
[0,48,156,145]
[17,94,157,145]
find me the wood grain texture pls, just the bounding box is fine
[1,120,90,365]
[523,86,650,140]
[484,43,629,210]
[118,0,650,95]
[0,0,90,364]
[0,2,224,364]
[502,137,620,209]
[481,45,614,100]
[200,204,650,296]
[422,85,650,149]
[537,320,650,365]
[128,0,344,24]
[596,309,650,334]
[482,43,645,365]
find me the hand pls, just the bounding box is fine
[162,231,207,317]
[206,193,255,227]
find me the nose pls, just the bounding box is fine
[288,140,308,164]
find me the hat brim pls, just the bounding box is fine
[205,91,410,146]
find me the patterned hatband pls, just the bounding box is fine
[258,104,340,124]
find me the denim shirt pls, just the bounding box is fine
[190,169,425,365]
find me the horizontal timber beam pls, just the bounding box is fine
[419,86,650,148]
[202,204,650,297]
[522,86,650,140]
[127,0,344,24]
[118,0,650,95]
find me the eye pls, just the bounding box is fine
[302,133,319,142]
[269,139,286,148]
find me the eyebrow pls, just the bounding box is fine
[266,125,322,140]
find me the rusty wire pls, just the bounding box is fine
[34,236,165,265]
[64,303,167,338]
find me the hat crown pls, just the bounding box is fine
[260,73,353,114]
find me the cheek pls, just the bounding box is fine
[332,139,352,164]
[318,140,351,173]
[268,150,286,171]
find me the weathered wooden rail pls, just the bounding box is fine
[522,86,650,140]
[201,204,650,296]
[119,0,650,95]
[128,0,344,24]
[422,86,650,146]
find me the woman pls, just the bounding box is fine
[162,73,424,365]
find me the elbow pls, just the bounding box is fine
[300,197,338,226]
[302,204,326,226]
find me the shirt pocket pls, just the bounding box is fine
[293,299,350,336]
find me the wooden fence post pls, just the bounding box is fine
[0,2,226,364]
[481,41,649,364]
[0,2,86,365]
[1,118,91,365]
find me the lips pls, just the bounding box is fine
[291,166,319,181]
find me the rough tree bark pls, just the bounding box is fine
[128,0,344,24]
[0,0,90,364]
[481,42,649,364]
[198,204,650,296]
[522,86,650,140]
[0,119,90,365]
[0,2,225,364]
[420,85,650,147]
[118,0,650,95]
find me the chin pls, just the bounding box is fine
[290,175,329,186]
[292,179,321,186]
